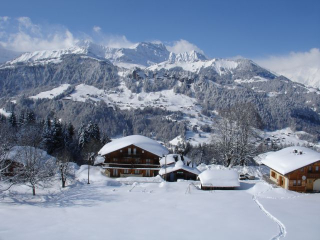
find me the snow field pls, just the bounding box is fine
[30,84,71,99]
[1,165,320,240]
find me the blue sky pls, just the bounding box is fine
[0,0,319,59]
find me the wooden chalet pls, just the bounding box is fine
[97,135,169,178]
[261,146,320,192]
[198,169,240,190]
[159,154,200,182]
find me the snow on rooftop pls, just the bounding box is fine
[98,135,169,157]
[6,146,56,166]
[159,160,200,176]
[198,169,240,187]
[94,155,105,165]
[261,146,320,175]
[159,154,191,166]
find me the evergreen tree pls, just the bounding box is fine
[8,112,17,128]
[18,110,25,127]
[25,110,36,125]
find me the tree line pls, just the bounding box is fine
[0,109,109,194]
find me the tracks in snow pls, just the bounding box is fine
[252,187,287,240]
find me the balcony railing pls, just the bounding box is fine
[120,173,143,177]
[103,163,160,169]
[307,173,320,178]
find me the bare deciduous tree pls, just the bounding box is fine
[214,103,263,167]
[15,146,56,195]
[56,150,74,188]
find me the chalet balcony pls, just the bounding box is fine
[120,173,143,177]
[103,163,160,169]
[121,154,142,158]
[307,173,320,178]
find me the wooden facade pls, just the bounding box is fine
[161,169,198,182]
[269,160,320,192]
[201,185,236,190]
[101,144,161,178]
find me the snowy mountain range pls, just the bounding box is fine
[0,45,21,64]
[0,41,320,144]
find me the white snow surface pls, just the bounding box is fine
[30,84,70,99]
[1,164,320,240]
[0,108,11,117]
[159,154,191,166]
[94,155,105,165]
[98,135,169,157]
[148,57,238,74]
[198,169,240,187]
[261,146,320,175]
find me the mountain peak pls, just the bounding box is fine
[168,50,208,63]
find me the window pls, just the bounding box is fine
[135,159,140,164]
[135,169,140,174]
[142,150,144,153]
[146,169,151,177]
[124,169,129,174]
[133,148,137,155]
[300,167,304,172]
[113,158,117,162]
[271,171,276,178]
[146,159,151,164]
[120,150,122,153]
[316,166,319,172]
[293,180,297,186]
[297,180,301,186]
[113,169,118,176]
[308,166,312,172]
[128,148,131,155]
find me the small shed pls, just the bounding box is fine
[159,160,200,182]
[198,169,240,190]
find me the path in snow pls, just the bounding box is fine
[252,187,287,240]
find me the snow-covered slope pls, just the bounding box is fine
[5,41,170,68]
[148,52,239,74]
[109,42,170,68]
[31,84,70,99]
[0,45,22,64]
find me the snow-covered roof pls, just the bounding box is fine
[198,169,240,187]
[159,154,191,166]
[261,146,320,175]
[98,135,169,157]
[6,146,56,166]
[94,155,105,165]
[159,160,200,176]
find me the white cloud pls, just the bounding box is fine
[93,26,101,33]
[0,16,10,29]
[166,39,204,54]
[0,17,78,52]
[17,17,41,34]
[102,35,135,48]
[0,16,10,22]
[256,49,320,88]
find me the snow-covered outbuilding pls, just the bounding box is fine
[198,169,240,190]
[261,146,320,192]
[97,135,169,178]
[3,146,56,175]
[159,154,200,182]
